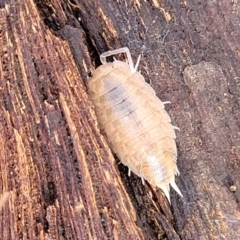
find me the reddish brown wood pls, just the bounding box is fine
[0,1,144,239]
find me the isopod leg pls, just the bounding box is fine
[100,47,135,73]
[138,164,145,185]
[128,168,131,176]
[134,55,141,72]
[141,176,145,185]
[173,126,180,131]
[162,101,171,104]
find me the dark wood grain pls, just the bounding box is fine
[0,0,240,239]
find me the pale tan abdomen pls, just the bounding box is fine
[88,60,182,202]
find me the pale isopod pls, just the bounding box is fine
[88,47,182,203]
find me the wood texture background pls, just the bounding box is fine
[0,0,240,239]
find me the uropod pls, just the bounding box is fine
[88,47,182,203]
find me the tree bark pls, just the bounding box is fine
[0,0,240,239]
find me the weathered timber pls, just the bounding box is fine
[0,0,240,239]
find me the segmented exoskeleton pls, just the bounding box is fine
[88,47,182,203]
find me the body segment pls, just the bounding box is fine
[88,48,182,202]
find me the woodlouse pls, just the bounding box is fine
[88,47,182,203]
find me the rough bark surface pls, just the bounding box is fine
[0,0,239,240]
